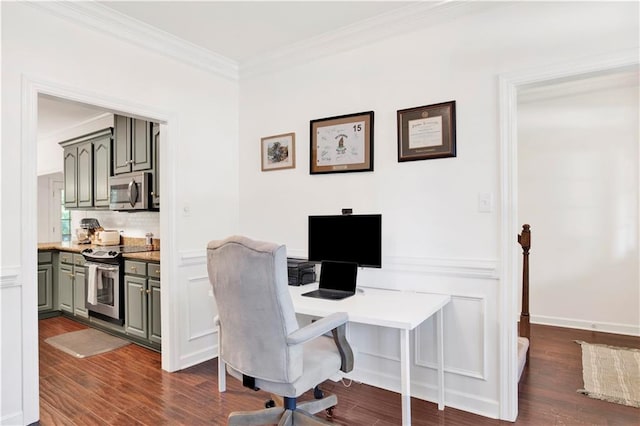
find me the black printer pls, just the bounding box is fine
[287,258,316,286]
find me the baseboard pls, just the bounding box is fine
[348,365,500,419]
[178,345,218,370]
[0,411,23,426]
[532,315,640,337]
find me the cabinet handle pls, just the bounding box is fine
[146,289,151,294]
[139,288,144,293]
[131,266,137,272]
[68,274,75,278]
[155,269,160,274]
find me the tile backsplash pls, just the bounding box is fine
[71,210,160,239]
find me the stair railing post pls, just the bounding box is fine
[518,224,531,361]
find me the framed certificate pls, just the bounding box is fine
[310,111,374,174]
[261,132,295,171]
[397,101,456,162]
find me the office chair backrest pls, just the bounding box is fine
[207,236,303,384]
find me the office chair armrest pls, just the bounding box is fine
[287,312,354,373]
[286,312,348,345]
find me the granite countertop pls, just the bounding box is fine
[38,242,161,262]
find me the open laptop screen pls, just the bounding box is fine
[319,261,358,292]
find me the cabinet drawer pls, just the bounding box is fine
[125,260,147,276]
[73,254,86,266]
[38,251,52,264]
[147,263,160,279]
[59,252,74,264]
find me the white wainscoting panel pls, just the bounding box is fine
[415,295,487,380]
[1,271,23,426]
[177,261,219,370]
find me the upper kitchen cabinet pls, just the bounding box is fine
[114,115,152,175]
[60,128,113,209]
[152,122,160,208]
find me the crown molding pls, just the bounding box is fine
[28,1,506,81]
[27,1,239,81]
[239,1,507,79]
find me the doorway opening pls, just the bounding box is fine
[498,50,639,421]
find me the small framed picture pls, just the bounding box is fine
[261,132,295,171]
[397,101,456,162]
[310,111,374,174]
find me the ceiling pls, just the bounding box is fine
[97,1,417,64]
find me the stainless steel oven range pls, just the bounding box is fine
[81,246,154,325]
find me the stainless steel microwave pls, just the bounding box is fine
[109,172,151,211]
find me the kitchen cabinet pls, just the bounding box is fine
[114,115,152,175]
[152,122,160,208]
[58,252,87,317]
[38,251,54,313]
[62,141,92,208]
[124,260,161,348]
[93,134,112,208]
[60,128,113,209]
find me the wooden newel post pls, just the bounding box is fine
[518,224,531,348]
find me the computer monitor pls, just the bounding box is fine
[308,214,382,268]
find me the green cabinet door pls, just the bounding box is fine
[125,275,147,339]
[148,278,161,344]
[76,141,93,208]
[63,146,78,208]
[93,134,111,207]
[114,115,152,175]
[37,264,53,312]
[58,263,74,313]
[113,115,131,175]
[152,122,160,208]
[132,119,152,171]
[74,267,88,318]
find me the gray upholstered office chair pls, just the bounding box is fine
[207,235,354,426]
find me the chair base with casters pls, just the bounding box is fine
[228,393,337,426]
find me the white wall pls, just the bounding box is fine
[238,1,639,419]
[1,2,239,424]
[37,173,63,242]
[518,75,639,335]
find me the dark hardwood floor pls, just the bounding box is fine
[38,317,640,425]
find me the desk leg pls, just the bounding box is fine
[400,328,411,426]
[437,308,444,410]
[218,325,226,392]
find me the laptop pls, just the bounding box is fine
[302,260,358,300]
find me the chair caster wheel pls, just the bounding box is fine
[265,399,276,408]
[313,386,324,399]
[326,406,335,418]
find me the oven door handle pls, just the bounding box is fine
[86,262,119,272]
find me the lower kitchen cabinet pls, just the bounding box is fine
[148,278,162,345]
[58,252,87,317]
[73,255,88,318]
[38,251,55,313]
[124,260,161,348]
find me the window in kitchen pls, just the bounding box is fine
[61,190,71,242]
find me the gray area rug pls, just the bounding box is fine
[576,340,640,408]
[45,328,130,358]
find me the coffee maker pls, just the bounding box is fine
[76,218,102,244]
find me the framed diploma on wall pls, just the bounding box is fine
[397,101,456,162]
[310,111,374,174]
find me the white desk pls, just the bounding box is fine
[289,284,451,426]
